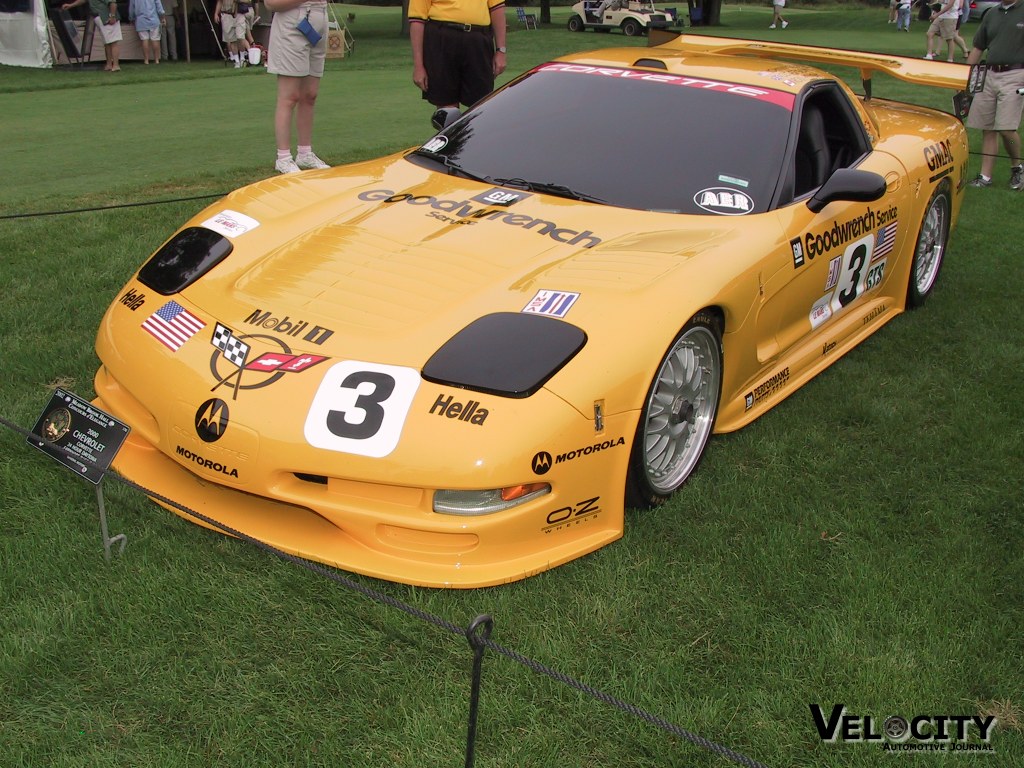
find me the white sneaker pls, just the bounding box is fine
[296,151,330,170]
[781,20,789,27]
[275,156,301,174]
[769,23,776,28]
[923,53,934,60]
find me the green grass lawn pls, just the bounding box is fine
[1,4,1022,767]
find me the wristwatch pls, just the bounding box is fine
[496,46,507,53]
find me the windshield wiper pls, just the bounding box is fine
[493,177,606,204]
[411,148,493,185]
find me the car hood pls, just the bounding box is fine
[174,153,745,371]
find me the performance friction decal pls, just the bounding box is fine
[744,367,790,410]
[536,63,796,109]
[358,189,603,248]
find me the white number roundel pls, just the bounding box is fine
[304,361,421,458]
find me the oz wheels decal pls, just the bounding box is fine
[304,361,421,458]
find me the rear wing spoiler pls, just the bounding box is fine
[648,32,970,98]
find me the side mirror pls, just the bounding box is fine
[807,168,887,214]
[431,107,462,132]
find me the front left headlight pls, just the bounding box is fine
[433,483,551,515]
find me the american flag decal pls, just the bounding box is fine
[873,222,898,262]
[142,301,206,351]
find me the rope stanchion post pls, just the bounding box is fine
[464,614,493,768]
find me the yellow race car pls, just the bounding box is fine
[93,35,969,588]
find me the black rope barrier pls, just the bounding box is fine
[0,193,228,221]
[1,412,770,768]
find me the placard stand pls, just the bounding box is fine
[96,482,127,562]
[28,388,132,564]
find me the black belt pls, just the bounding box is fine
[989,63,1024,72]
[427,19,491,32]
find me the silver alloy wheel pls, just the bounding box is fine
[641,324,721,495]
[914,191,948,296]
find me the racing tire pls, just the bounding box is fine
[907,181,950,308]
[625,311,723,508]
[621,18,642,36]
[567,15,584,31]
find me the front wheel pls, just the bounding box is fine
[625,311,722,508]
[907,182,950,308]
[621,18,641,35]
[567,14,584,31]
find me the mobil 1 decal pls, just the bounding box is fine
[794,205,898,330]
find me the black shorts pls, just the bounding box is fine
[422,20,495,108]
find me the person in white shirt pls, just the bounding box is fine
[924,0,967,59]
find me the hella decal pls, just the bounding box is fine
[119,287,145,311]
[694,187,753,216]
[429,393,489,425]
[357,189,603,248]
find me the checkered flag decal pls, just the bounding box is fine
[212,322,250,368]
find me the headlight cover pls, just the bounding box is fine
[422,312,587,398]
[138,227,233,295]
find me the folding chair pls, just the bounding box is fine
[516,6,538,29]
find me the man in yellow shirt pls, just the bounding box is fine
[409,0,508,109]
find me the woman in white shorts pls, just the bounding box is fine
[61,0,123,71]
[266,0,331,173]
[770,0,789,29]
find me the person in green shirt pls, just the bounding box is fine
[965,0,1024,189]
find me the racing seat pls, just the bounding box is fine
[794,101,832,196]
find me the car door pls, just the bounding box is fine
[755,84,911,363]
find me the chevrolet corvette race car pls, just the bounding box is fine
[93,35,969,588]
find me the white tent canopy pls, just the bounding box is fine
[0,0,53,67]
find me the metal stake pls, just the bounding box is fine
[464,614,493,768]
[96,481,126,562]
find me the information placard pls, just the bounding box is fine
[28,389,130,485]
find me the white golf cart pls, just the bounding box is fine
[567,0,677,36]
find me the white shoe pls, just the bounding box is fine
[295,151,330,170]
[275,156,301,174]
[781,20,788,27]
[769,23,776,28]
[923,53,934,60]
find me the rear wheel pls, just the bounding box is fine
[907,182,950,308]
[625,311,722,508]
[567,15,584,31]
[622,18,642,35]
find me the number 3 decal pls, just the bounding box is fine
[304,361,421,458]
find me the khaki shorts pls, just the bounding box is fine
[137,27,161,40]
[928,17,956,39]
[221,12,246,42]
[267,5,327,78]
[98,18,123,43]
[966,69,1024,132]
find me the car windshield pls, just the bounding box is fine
[408,63,795,215]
